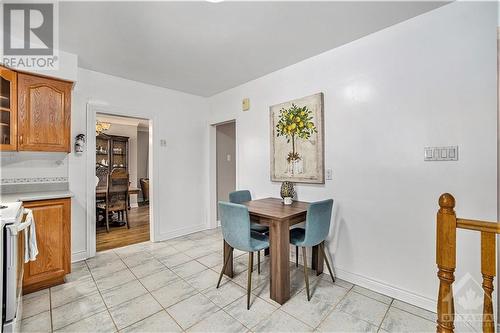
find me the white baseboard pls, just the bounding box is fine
[71,250,88,263]
[156,223,207,242]
[334,266,436,312]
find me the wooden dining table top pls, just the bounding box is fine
[240,197,309,220]
[96,186,140,195]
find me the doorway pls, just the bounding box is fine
[216,121,236,219]
[94,113,151,251]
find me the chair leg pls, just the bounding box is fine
[320,242,336,283]
[247,252,253,310]
[257,251,261,274]
[124,209,130,229]
[105,207,110,233]
[217,248,232,288]
[296,246,299,267]
[302,247,310,301]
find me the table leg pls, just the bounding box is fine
[269,219,290,304]
[223,240,234,278]
[312,242,324,275]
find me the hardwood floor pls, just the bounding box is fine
[96,204,150,252]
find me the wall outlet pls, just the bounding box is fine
[326,168,333,180]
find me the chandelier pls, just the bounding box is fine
[96,121,111,135]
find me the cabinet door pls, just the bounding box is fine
[18,73,72,152]
[0,67,17,151]
[23,198,71,293]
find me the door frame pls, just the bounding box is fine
[86,102,158,258]
[208,119,238,229]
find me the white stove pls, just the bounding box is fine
[0,201,27,333]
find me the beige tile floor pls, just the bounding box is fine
[20,228,463,333]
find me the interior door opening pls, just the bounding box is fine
[216,121,236,220]
[95,113,151,251]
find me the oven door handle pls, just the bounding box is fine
[7,209,33,236]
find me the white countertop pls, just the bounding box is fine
[0,190,73,203]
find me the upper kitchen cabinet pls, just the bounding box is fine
[0,67,18,151]
[17,73,72,152]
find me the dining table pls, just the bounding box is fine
[96,186,141,209]
[222,197,324,304]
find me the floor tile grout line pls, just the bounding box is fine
[49,259,114,332]
[389,302,437,323]
[120,248,205,332]
[350,287,393,305]
[100,278,164,330]
[49,287,54,333]
[83,258,120,333]
[377,298,394,331]
[312,285,356,331]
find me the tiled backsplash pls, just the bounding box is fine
[1,177,68,184]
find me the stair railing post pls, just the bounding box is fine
[480,231,496,333]
[436,193,457,333]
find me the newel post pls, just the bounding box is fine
[436,193,457,333]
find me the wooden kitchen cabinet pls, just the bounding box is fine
[23,198,71,294]
[17,73,72,152]
[0,67,17,150]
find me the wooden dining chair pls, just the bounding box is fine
[97,168,130,232]
[289,199,335,301]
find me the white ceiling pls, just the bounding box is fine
[97,114,150,129]
[60,1,448,97]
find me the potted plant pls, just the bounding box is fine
[280,181,295,205]
[276,104,317,175]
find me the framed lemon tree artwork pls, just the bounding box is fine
[270,93,324,184]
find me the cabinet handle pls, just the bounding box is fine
[19,135,23,144]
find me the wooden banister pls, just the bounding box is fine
[457,219,500,234]
[436,193,456,333]
[436,193,497,333]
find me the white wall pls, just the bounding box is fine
[0,152,68,180]
[207,1,498,313]
[70,68,208,261]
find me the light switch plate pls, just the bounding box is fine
[424,146,458,161]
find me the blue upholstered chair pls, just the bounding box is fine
[290,199,335,301]
[229,190,268,272]
[217,201,269,309]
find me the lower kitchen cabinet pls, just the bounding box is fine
[22,198,71,294]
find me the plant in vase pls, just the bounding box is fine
[280,181,296,205]
[276,104,317,175]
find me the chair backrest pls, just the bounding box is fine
[96,164,108,188]
[229,190,252,204]
[140,178,149,201]
[303,199,334,246]
[218,201,251,251]
[107,168,129,211]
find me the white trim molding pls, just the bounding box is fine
[85,102,158,259]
